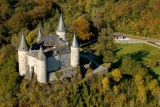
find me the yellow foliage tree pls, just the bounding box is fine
[149,79,158,91]
[101,77,110,91]
[134,74,144,86]
[26,31,36,46]
[111,69,122,82]
[73,15,94,40]
[116,93,126,107]
[134,73,146,106]
[113,85,119,95]
[137,85,146,106]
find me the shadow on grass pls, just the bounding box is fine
[114,48,122,54]
[146,67,159,80]
[129,50,149,61]
[109,58,122,72]
[111,51,149,72]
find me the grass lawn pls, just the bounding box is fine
[116,43,160,78]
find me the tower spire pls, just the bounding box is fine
[18,33,29,51]
[37,28,43,42]
[71,33,78,47]
[37,46,45,60]
[57,14,66,32]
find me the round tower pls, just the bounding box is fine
[71,34,79,67]
[36,47,47,83]
[18,33,29,76]
[56,14,66,41]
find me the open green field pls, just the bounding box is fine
[116,43,160,78]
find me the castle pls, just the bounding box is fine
[18,14,79,83]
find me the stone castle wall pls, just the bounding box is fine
[27,55,37,75]
[18,51,28,76]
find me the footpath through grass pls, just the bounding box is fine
[116,43,160,79]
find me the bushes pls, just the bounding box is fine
[55,72,62,80]
[0,45,20,106]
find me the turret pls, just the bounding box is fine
[37,28,43,42]
[18,33,29,76]
[36,47,47,83]
[71,34,79,67]
[26,48,34,80]
[56,14,66,41]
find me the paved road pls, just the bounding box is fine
[80,54,108,74]
[115,38,146,43]
[80,54,100,67]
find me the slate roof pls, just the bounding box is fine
[71,33,78,47]
[18,34,29,51]
[113,33,126,37]
[37,35,59,46]
[29,34,70,58]
[45,45,70,57]
[37,28,43,42]
[37,46,45,60]
[56,14,66,32]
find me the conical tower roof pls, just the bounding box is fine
[71,33,78,47]
[37,46,45,60]
[18,33,29,51]
[37,28,43,42]
[57,14,66,32]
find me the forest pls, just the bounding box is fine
[1,0,160,106]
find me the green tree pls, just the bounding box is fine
[93,32,115,63]
[0,45,20,106]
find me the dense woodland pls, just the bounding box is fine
[1,0,160,106]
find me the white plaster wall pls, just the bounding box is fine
[18,51,28,76]
[37,60,47,83]
[27,55,37,75]
[56,31,66,41]
[71,47,79,67]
